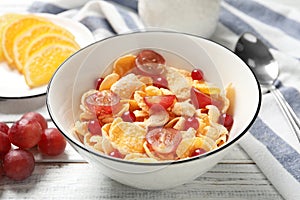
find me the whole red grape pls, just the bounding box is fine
[0,131,11,159]
[183,117,199,131]
[152,76,168,89]
[0,163,4,179]
[3,149,35,181]
[219,113,234,130]
[109,149,125,159]
[191,69,204,81]
[38,128,66,156]
[88,120,102,135]
[95,77,104,90]
[121,111,136,122]
[191,148,206,157]
[8,118,42,149]
[22,112,48,130]
[0,122,9,135]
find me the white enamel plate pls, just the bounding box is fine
[0,13,94,99]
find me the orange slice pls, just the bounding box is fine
[0,13,23,62]
[13,24,76,72]
[15,33,79,73]
[113,54,136,76]
[2,15,52,66]
[23,45,77,88]
[27,34,80,58]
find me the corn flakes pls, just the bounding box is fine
[73,49,234,162]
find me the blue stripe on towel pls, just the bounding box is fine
[280,87,300,118]
[250,118,300,182]
[225,0,300,41]
[219,6,275,49]
[80,16,116,34]
[27,1,66,14]
[109,0,138,12]
[250,85,300,181]
[116,7,139,30]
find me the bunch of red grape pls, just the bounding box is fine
[0,112,66,181]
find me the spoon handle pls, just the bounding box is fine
[270,86,300,143]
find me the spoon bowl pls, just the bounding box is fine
[235,32,300,143]
[235,33,278,86]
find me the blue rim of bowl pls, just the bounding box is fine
[47,30,262,166]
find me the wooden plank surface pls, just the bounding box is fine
[0,145,283,200]
[1,110,283,199]
[1,164,283,200]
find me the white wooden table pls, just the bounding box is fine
[0,122,283,199]
[0,96,283,199]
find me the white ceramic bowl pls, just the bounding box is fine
[47,31,261,190]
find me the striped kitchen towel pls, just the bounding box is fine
[27,0,300,199]
[216,1,300,200]
[28,0,142,41]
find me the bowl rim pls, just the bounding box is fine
[47,30,262,166]
[0,91,46,100]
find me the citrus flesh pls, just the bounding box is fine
[14,33,79,73]
[23,45,77,88]
[0,13,23,61]
[2,15,52,66]
[0,13,80,88]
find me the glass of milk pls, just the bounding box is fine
[138,0,222,38]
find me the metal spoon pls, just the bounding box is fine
[235,32,300,143]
